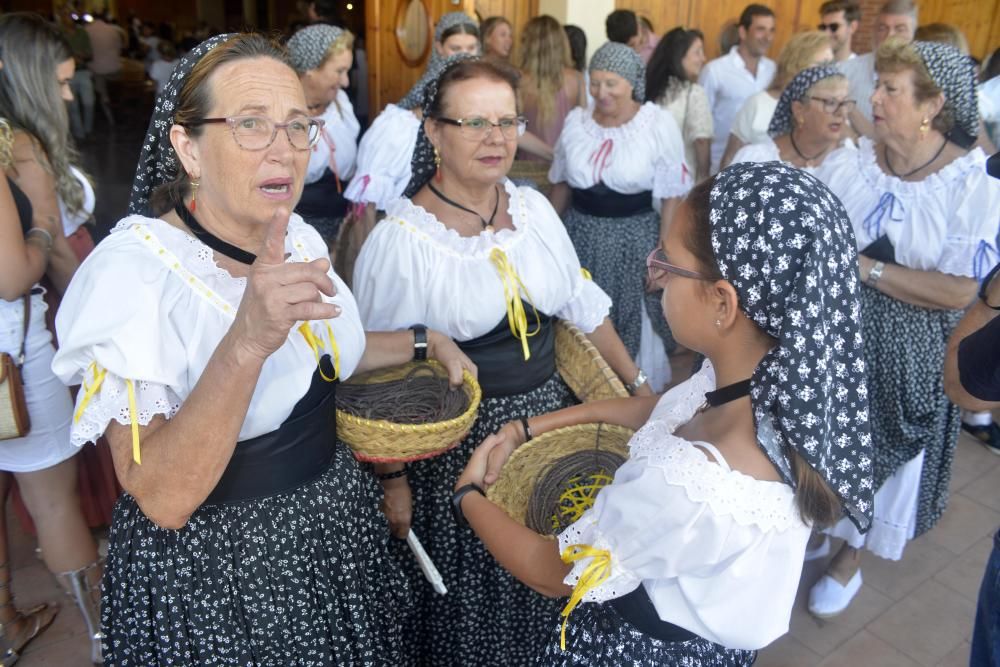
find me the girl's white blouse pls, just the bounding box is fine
[813,136,1000,278]
[559,361,812,650]
[352,179,612,339]
[343,104,421,210]
[548,102,692,200]
[51,214,365,447]
[306,90,360,186]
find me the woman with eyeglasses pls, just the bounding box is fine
[287,24,359,248]
[807,40,1000,619]
[548,42,689,393]
[731,66,855,170]
[452,162,874,664]
[352,57,639,666]
[719,31,834,170]
[52,34,473,665]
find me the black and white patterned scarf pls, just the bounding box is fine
[589,42,645,102]
[129,34,235,216]
[403,53,478,198]
[768,65,844,137]
[287,24,346,73]
[709,161,874,531]
[911,40,979,148]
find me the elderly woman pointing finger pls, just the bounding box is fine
[52,34,473,665]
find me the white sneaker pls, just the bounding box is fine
[804,535,831,561]
[808,569,862,618]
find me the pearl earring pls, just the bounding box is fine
[715,319,721,328]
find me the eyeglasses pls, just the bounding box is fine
[646,247,711,282]
[817,22,842,32]
[804,95,857,114]
[186,115,324,151]
[435,115,527,141]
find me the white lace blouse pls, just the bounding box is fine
[814,137,1000,279]
[343,104,421,210]
[306,89,360,186]
[352,179,612,339]
[548,102,691,200]
[51,215,365,449]
[559,361,812,650]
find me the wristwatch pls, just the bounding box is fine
[626,369,648,395]
[451,483,485,528]
[410,324,428,361]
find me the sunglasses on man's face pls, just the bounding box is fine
[818,22,842,32]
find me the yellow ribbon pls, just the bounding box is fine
[125,379,141,464]
[298,322,340,382]
[559,544,612,650]
[489,247,540,361]
[74,362,107,423]
[580,267,592,281]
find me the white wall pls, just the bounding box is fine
[538,0,615,64]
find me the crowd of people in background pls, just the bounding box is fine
[1,0,999,665]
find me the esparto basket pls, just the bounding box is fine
[486,422,633,535]
[555,320,629,402]
[336,360,482,463]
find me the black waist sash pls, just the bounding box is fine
[570,183,653,218]
[456,305,555,398]
[296,170,349,219]
[204,367,338,505]
[610,586,699,643]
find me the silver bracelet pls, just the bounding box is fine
[626,369,648,394]
[25,227,53,251]
[866,261,885,288]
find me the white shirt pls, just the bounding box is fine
[731,135,855,172]
[307,90,360,186]
[559,361,812,650]
[149,59,176,95]
[839,52,876,122]
[548,103,691,200]
[343,104,421,210]
[814,137,1000,279]
[729,90,779,146]
[657,80,714,175]
[352,179,611,339]
[59,166,95,237]
[52,215,365,447]
[698,47,776,172]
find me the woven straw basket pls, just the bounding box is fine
[487,423,634,534]
[555,320,629,402]
[337,361,482,463]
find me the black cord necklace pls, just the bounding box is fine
[885,139,947,179]
[427,182,501,231]
[174,202,257,265]
[789,130,828,167]
[699,378,753,413]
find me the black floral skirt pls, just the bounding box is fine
[393,373,575,666]
[100,441,407,666]
[538,603,756,666]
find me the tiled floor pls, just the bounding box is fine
[10,65,999,667]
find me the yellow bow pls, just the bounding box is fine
[489,247,540,361]
[75,363,142,464]
[559,544,612,650]
[74,362,107,424]
[298,322,340,382]
[580,267,592,281]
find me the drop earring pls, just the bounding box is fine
[433,147,442,182]
[189,178,200,213]
[919,117,930,139]
[715,319,721,328]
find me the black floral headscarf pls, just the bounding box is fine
[910,40,979,148]
[589,42,645,102]
[709,161,874,530]
[128,34,235,216]
[768,65,844,137]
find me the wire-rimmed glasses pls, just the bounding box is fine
[435,115,527,141]
[187,115,324,151]
[803,95,857,115]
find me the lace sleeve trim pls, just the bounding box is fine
[70,368,181,448]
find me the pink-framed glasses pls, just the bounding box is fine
[646,247,711,282]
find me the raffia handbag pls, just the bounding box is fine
[0,296,31,440]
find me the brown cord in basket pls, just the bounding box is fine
[337,365,469,423]
[525,426,625,535]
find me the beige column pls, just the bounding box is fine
[538,0,616,63]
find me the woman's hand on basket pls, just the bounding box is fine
[380,475,413,539]
[479,421,525,487]
[231,207,341,361]
[427,330,477,387]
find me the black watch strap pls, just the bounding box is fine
[410,324,428,361]
[452,483,485,528]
